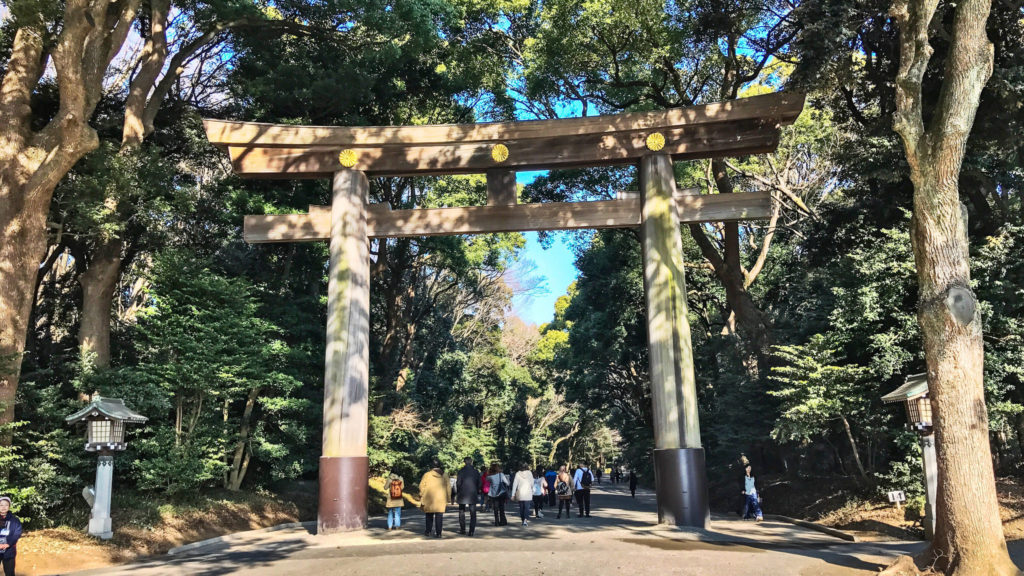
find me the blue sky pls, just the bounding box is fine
[509,171,579,326]
[511,231,577,326]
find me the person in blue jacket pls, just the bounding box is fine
[0,496,23,575]
[741,465,764,521]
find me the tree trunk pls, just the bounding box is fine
[688,160,773,370]
[78,239,122,369]
[890,0,1017,572]
[0,185,51,432]
[548,421,581,463]
[228,387,261,491]
[840,416,869,482]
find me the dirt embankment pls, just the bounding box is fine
[19,484,317,576]
[712,473,1024,543]
[17,477,418,576]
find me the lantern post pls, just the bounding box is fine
[881,373,936,540]
[65,397,147,539]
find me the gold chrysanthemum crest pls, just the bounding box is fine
[338,149,359,168]
[491,143,510,163]
[645,132,666,152]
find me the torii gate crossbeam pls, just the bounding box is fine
[204,91,805,534]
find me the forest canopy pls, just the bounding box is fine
[0,2,1020,555]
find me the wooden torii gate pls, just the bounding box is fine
[204,91,804,534]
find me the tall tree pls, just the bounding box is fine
[0,0,316,434]
[1,0,139,433]
[519,0,800,363]
[889,0,1016,573]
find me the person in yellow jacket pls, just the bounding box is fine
[419,460,450,538]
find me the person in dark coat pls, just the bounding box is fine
[0,496,23,576]
[628,470,638,498]
[456,457,482,536]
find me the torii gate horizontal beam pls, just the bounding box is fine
[204,92,804,178]
[243,191,771,243]
[223,122,779,178]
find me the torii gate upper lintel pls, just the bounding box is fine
[203,91,805,535]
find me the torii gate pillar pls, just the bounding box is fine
[318,169,371,534]
[640,154,710,528]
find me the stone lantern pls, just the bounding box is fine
[66,397,147,539]
[881,373,936,540]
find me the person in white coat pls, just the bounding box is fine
[510,463,536,526]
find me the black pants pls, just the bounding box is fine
[2,556,15,576]
[492,497,507,525]
[547,490,556,507]
[425,512,443,536]
[575,488,591,516]
[459,503,477,534]
[532,495,544,516]
[557,498,573,516]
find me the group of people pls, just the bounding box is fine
[385,459,606,538]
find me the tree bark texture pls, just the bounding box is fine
[840,416,869,482]
[228,387,260,491]
[0,1,141,430]
[78,239,122,369]
[891,0,1017,573]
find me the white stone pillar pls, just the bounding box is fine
[88,455,114,539]
[922,434,937,540]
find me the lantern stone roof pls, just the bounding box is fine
[881,373,929,404]
[65,397,148,425]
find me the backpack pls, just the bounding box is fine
[581,469,593,487]
[389,479,402,499]
[556,480,570,495]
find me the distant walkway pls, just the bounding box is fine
[64,483,925,576]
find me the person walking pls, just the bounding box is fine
[0,497,22,576]
[456,457,482,536]
[555,465,574,519]
[532,468,547,518]
[510,463,535,526]
[385,472,405,530]
[572,462,594,517]
[595,467,603,484]
[544,467,558,507]
[487,464,510,526]
[481,468,492,512]
[741,465,764,521]
[419,461,450,537]
[628,470,638,498]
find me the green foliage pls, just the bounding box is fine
[105,249,306,494]
[6,0,1023,531]
[876,431,924,501]
[769,335,872,444]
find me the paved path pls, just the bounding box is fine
[62,484,925,576]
